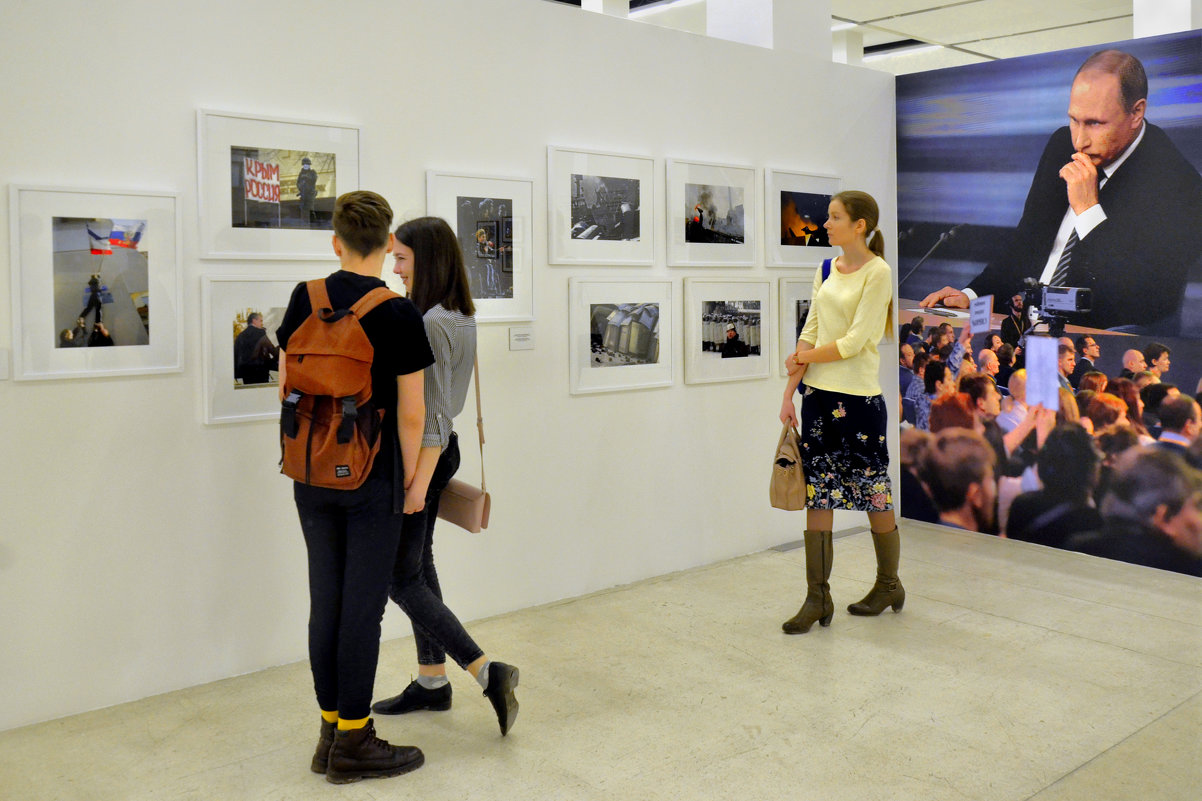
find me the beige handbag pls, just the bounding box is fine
[437,357,491,533]
[769,423,806,511]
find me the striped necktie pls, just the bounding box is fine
[1049,229,1077,286]
[1050,170,1105,287]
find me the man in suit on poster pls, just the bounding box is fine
[920,50,1202,331]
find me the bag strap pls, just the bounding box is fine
[350,286,399,318]
[821,258,832,282]
[305,278,332,317]
[473,356,486,492]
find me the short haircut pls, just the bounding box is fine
[924,361,949,395]
[1096,425,1140,461]
[1133,371,1158,389]
[1076,50,1148,112]
[1141,382,1176,414]
[899,427,932,469]
[919,429,996,512]
[1007,368,1027,398]
[911,351,931,374]
[1074,334,1095,352]
[394,216,476,316]
[958,373,995,409]
[1158,395,1200,433]
[246,312,262,325]
[1037,423,1101,499]
[929,392,976,433]
[1102,447,1202,523]
[333,191,393,258]
[936,343,954,362]
[996,343,1015,366]
[1143,342,1171,363]
[910,315,924,335]
[1058,343,1074,358]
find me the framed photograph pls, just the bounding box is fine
[667,159,756,267]
[568,278,673,394]
[426,171,533,322]
[9,185,182,380]
[197,109,360,260]
[547,146,654,266]
[765,169,840,266]
[683,278,772,384]
[778,273,817,376]
[201,276,306,424]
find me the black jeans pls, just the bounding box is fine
[294,474,400,720]
[389,434,484,668]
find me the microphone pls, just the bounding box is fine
[898,223,968,291]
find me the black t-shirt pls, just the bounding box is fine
[277,270,434,480]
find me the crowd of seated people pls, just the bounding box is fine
[898,316,1202,577]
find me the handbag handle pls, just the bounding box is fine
[473,356,486,492]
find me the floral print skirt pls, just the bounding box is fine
[800,386,893,511]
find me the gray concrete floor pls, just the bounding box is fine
[2,523,1199,800]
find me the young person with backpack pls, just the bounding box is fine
[371,217,520,735]
[275,191,434,784]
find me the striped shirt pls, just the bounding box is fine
[421,304,476,449]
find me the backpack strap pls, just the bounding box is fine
[821,258,832,282]
[350,287,399,318]
[305,278,332,318]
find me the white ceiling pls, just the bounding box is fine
[832,0,1134,74]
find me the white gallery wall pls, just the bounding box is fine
[0,0,896,732]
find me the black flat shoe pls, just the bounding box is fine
[482,662,519,736]
[372,680,452,715]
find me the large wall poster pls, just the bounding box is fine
[895,30,1202,547]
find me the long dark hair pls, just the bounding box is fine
[394,216,475,316]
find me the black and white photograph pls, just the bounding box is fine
[764,169,839,266]
[588,303,660,368]
[569,279,674,394]
[454,195,514,301]
[197,110,360,259]
[699,300,760,359]
[428,172,533,321]
[231,306,285,388]
[684,278,771,384]
[230,147,335,230]
[685,184,745,245]
[53,217,150,349]
[668,160,756,267]
[548,147,655,266]
[570,174,641,241]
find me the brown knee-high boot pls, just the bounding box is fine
[847,526,905,615]
[782,529,834,634]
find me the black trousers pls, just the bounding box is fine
[389,434,485,668]
[294,474,400,720]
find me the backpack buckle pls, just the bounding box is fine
[282,391,302,438]
[337,397,358,444]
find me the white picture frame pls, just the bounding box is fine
[667,159,757,267]
[568,278,674,394]
[426,171,534,322]
[683,278,772,384]
[765,169,840,266]
[778,272,818,376]
[547,146,655,266]
[9,184,182,380]
[201,275,313,424]
[197,109,360,260]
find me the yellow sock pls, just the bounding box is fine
[337,716,369,731]
[321,710,338,724]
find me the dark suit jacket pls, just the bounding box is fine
[1069,357,1094,388]
[967,123,1202,329]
